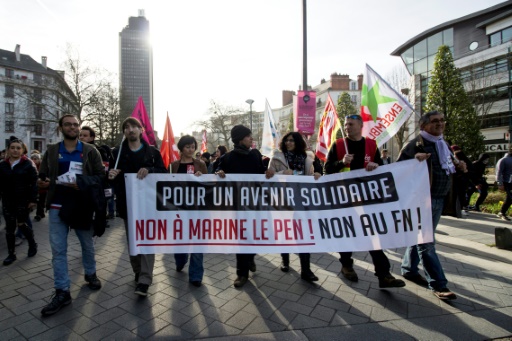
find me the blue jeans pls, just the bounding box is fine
[174,253,204,282]
[49,209,97,291]
[401,197,448,290]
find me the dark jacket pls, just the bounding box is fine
[0,156,38,210]
[218,146,265,174]
[471,153,490,186]
[110,141,167,220]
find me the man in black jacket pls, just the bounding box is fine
[216,125,274,288]
[109,117,167,297]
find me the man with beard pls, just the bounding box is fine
[39,114,105,316]
[108,117,167,297]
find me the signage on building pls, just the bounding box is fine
[485,143,509,152]
[294,91,316,135]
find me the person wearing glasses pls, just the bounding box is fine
[268,132,321,282]
[324,114,406,289]
[397,110,463,300]
[0,137,38,266]
[38,114,105,316]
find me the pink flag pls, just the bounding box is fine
[131,96,156,146]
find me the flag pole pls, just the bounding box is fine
[114,137,125,169]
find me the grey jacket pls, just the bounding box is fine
[496,154,512,185]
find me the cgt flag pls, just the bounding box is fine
[160,112,180,169]
[201,130,208,153]
[315,94,342,162]
[260,99,281,157]
[131,96,157,146]
[361,64,414,147]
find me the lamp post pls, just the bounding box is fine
[245,99,254,131]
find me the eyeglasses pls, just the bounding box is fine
[62,122,80,128]
[429,119,446,124]
[346,115,362,121]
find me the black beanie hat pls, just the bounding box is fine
[231,125,252,145]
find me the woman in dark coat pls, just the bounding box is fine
[0,138,38,265]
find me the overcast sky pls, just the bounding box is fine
[1,0,506,136]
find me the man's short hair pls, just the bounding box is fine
[177,135,197,152]
[346,114,363,123]
[121,117,143,131]
[58,114,80,127]
[81,126,96,139]
[419,110,442,129]
[382,149,388,153]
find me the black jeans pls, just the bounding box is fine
[339,250,391,278]
[236,253,255,277]
[501,182,512,214]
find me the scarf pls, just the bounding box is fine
[284,151,306,175]
[420,130,456,175]
[232,144,250,155]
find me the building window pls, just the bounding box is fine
[350,81,357,90]
[5,103,14,114]
[34,106,43,119]
[5,84,14,98]
[490,26,512,47]
[33,124,43,136]
[5,69,14,78]
[5,120,14,132]
[351,95,358,103]
[34,88,42,102]
[33,73,42,85]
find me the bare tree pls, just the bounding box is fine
[195,100,246,150]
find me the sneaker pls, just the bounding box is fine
[462,210,469,216]
[403,273,428,287]
[497,213,511,221]
[134,283,149,296]
[3,253,16,266]
[234,276,248,288]
[433,288,457,300]
[249,261,256,273]
[84,273,102,290]
[301,269,319,282]
[28,243,38,257]
[379,275,406,288]
[14,237,23,246]
[176,264,185,272]
[341,266,358,282]
[190,280,202,287]
[41,289,72,316]
[280,263,290,272]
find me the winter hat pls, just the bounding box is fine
[231,125,252,145]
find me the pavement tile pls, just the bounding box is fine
[241,316,287,334]
[81,320,123,340]
[194,320,241,338]
[132,317,171,339]
[310,304,336,322]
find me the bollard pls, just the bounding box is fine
[495,227,512,250]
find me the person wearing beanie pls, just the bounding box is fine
[216,125,275,288]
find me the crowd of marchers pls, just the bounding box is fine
[3,110,510,318]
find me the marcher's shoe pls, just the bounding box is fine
[301,269,319,282]
[176,264,185,272]
[249,261,257,272]
[107,214,115,220]
[28,243,38,257]
[403,273,428,287]
[34,215,41,222]
[497,212,511,221]
[3,253,16,266]
[433,288,457,300]
[41,289,72,316]
[14,237,23,246]
[135,272,140,283]
[379,275,406,288]
[191,281,202,287]
[280,263,290,272]
[234,276,248,288]
[341,266,358,282]
[84,273,102,290]
[134,283,149,296]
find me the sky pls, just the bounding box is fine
[1,0,506,137]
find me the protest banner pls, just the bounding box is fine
[125,159,432,255]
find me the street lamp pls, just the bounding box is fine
[245,99,254,131]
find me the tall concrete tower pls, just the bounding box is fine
[119,9,154,125]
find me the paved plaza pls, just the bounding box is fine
[0,211,511,340]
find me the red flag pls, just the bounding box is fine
[160,112,180,169]
[131,97,156,146]
[200,130,208,153]
[315,94,341,162]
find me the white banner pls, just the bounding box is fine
[125,159,432,255]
